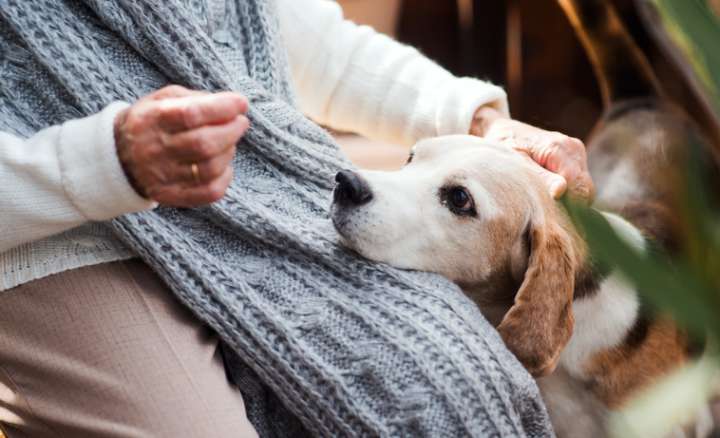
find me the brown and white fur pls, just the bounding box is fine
[331,1,718,434]
[330,136,700,435]
[546,1,719,434]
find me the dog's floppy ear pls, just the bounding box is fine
[497,221,575,377]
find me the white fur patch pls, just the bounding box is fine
[560,212,646,379]
[561,271,640,379]
[597,160,646,205]
[466,180,502,221]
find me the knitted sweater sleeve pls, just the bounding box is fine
[0,102,156,252]
[276,0,510,146]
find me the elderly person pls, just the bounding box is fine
[0,0,592,436]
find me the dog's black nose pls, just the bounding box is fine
[334,170,373,206]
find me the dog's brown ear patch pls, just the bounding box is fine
[497,223,575,377]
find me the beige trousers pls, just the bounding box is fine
[0,260,258,438]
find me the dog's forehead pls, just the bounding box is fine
[415,135,515,160]
[414,135,528,173]
[415,134,498,150]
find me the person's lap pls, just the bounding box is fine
[0,259,257,438]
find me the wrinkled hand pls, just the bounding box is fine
[115,85,249,207]
[470,106,595,202]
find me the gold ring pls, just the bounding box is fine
[190,163,201,185]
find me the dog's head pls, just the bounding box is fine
[331,135,583,376]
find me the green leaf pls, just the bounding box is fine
[563,198,719,338]
[652,0,720,117]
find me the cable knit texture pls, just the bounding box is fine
[0,1,553,436]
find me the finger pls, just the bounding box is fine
[535,137,595,201]
[551,155,595,202]
[495,137,526,154]
[165,115,249,161]
[517,153,567,199]
[149,166,234,207]
[157,92,249,133]
[583,173,596,202]
[565,169,595,203]
[147,85,208,101]
[537,165,568,199]
[175,145,236,185]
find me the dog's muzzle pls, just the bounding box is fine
[333,170,373,207]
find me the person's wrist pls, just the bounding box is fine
[114,108,149,199]
[469,105,507,137]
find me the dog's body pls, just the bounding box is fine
[330,137,694,425]
[331,1,718,435]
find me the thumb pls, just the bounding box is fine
[536,166,568,199]
[517,152,568,199]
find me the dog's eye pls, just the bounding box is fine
[449,188,471,209]
[441,186,476,216]
[405,150,415,165]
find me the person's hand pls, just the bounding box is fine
[114,85,249,207]
[470,106,595,202]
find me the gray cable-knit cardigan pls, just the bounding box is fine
[0,0,553,436]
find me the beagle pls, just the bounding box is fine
[330,135,698,428]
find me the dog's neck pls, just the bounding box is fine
[569,210,644,300]
[558,211,646,380]
[551,210,695,408]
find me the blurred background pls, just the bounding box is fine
[337,1,720,436]
[335,0,720,170]
[342,0,602,138]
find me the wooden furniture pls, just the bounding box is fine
[396,0,719,147]
[397,0,602,139]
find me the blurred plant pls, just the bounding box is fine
[564,140,719,435]
[563,2,720,435]
[653,0,720,118]
[565,143,720,339]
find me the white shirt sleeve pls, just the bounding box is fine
[0,102,157,253]
[276,0,510,146]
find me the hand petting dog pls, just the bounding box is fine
[470,106,595,203]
